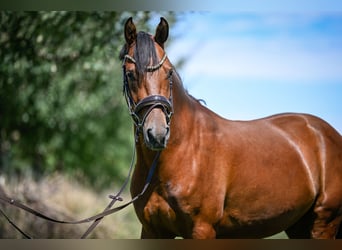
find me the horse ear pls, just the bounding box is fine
[124,17,137,45]
[155,17,169,48]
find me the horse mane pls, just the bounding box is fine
[171,68,206,105]
[119,31,159,76]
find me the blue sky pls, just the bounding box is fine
[163,12,342,134]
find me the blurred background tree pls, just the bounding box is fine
[0,11,178,189]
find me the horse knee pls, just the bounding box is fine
[192,222,216,239]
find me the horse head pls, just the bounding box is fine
[121,17,173,151]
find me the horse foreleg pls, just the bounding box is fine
[140,227,176,239]
[192,220,216,239]
[140,227,155,239]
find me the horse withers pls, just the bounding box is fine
[120,17,342,239]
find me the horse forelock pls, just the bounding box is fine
[134,32,159,75]
[119,31,159,76]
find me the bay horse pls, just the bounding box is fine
[120,17,342,239]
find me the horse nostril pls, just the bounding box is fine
[147,128,154,143]
[145,126,169,150]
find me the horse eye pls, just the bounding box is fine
[126,71,136,81]
[166,69,173,79]
[126,71,138,92]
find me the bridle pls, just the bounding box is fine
[122,53,173,134]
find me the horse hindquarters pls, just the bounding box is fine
[313,140,342,238]
[282,116,342,239]
[308,124,342,239]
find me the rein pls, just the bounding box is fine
[0,129,161,239]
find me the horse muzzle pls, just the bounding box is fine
[143,109,170,150]
[130,95,172,151]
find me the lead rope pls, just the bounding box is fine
[80,130,137,238]
[0,128,161,239]
[0,208,32,239]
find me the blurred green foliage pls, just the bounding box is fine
[0,11,177,188]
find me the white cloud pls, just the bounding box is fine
[168,13,342,84]
[169,36,342,83]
